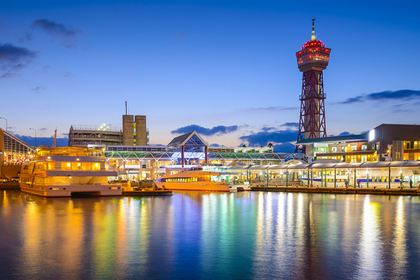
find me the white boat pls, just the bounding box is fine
[19,146,122,197]
[155,166,242,192]
[230,180,251,191]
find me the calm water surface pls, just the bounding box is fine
[0,190,420,279]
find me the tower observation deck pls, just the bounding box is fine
[295,18,331,153]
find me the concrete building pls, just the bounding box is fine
[296,124,420,162]
[69,114,148,147]
[122,115,148,146]
[68,125,123,147]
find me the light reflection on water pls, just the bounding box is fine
[0,191,420,279]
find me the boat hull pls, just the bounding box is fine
[231,182,251,191]
[155,181,230,192]
[20,184,122,197]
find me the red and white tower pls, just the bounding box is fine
[295,19,331,153]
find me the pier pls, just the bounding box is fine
[251,185,420,196]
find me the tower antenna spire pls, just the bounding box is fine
[311,18,316,41]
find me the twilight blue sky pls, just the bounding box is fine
[1,0,419,152]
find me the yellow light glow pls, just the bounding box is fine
[67,163,71,167]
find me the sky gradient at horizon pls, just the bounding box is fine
[1,0,419,151]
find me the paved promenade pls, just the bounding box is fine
[251,185,420,195]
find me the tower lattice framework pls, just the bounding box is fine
[295,19,331,153]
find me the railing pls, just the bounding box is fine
[70,125,122,132]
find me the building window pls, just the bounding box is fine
[331,147,337,153]
[341,146,346,152]
[316,147,327,153]
[361,145,367,151]
[351,146,357,151]
[361,155,367,162]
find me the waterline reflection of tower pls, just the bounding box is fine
[295,19,331,153]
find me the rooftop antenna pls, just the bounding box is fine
[311,18,316,41]
[125,101,127,115]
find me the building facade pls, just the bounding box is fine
[68,125,123,147]
[122,115,148,146]
[69,114,149,147]
[297,124,420,162]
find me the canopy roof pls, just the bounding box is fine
[167,131,208,151]
[227,160,420,170]
[296,133,368,145]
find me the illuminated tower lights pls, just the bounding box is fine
[295,18,331,153]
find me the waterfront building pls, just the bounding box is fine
[296,124,420,162]
[0,128,35,178]
[228,159,420,189]
[68,113,148,147]
[102,131,305,181]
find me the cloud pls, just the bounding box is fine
[31,19,80,48]
[39,127,48,131]
[239,127,297,147]
[209,143,231,147]
[15,135,69,147]
[0,72,18,78]
[273,143,296,153]
[253,106,298,111]
[280,122,299,128]
[171,124,239,136]
[339,90,420,104]
[0,43,36,77]
[329,131,351,137]
[63,72,73,78]
[32,86,47,94]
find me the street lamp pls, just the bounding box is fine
[29,128,37,148]
[0,117,7,132]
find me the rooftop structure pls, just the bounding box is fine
[208,146,274,154]
[122,115,148,146]
[295,18,331,153]
[68,125,123,147]
[167,131,208,167]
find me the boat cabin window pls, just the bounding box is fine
[92,163,101,171]
[47,162,56,170]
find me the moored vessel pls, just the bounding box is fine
[155,166,242,192]
[19,146,122,197]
